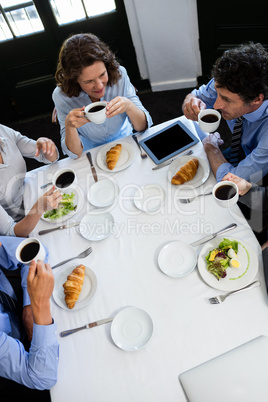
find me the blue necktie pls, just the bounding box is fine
[230,117,244,166]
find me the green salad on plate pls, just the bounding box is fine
[43,192,77,220]
[205,238,239,280]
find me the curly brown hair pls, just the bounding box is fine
[55,33,121,97]
[211,42,268,103]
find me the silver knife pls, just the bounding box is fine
[190,223,237,247]
[152,150,193,170]
[38,222,79,235]
[86,151,98,182]
[60,317,114,337]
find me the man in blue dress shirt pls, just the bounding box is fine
[182,42,268,184]
[0,236,59,401]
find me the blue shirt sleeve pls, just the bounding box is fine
[0,236,49,307]
[0,322,59,389]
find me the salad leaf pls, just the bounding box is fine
[218,238,238,253]
[205,238,238,280]
[43,192,77,220]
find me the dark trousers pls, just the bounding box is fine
[0,267,51,402]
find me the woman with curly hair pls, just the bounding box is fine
[53,33,152,158]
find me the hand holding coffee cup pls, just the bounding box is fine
[84,101,107,124]
[198,109,221,133]
[213,180,239,208]
[16,238,46,265]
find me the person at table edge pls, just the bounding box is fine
[52,33,152,159]
[0,236,59,395]
[0,124,62,237]
[224,172,268,253]
[182,42,268,183]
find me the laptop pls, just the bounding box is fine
[179,336,268,402]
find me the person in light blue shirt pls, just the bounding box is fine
[182,43,268,183]
[53,33,152,159]
[0,236,59,399]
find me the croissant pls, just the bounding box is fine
[106,144,122,170]
[171,158,199,185]
[63,264,85,309]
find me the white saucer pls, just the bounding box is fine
[158,241,197,277]
[79,212,114,241]
[134,184,166,212]
[87,178,119,207]
[111,307,153,351]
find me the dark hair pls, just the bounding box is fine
[211,42,268,102]
[55,33,121,97]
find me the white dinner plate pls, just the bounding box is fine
[111,307,153,351]
[198,237,258,291]
[167,155,210,189]
[158,241,197,277]
[53,265,97,311]
[133,184,166,212]
[87,178,119,207]
[96,141,135,172]
[79,212,114,241]
[41,187,82,224]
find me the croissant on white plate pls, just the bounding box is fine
[171,158,199,185]
[62,264,85,309]
[106,143,122,170]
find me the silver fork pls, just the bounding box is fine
[52,246,92,269]
[132,134,147,159]
[208,280,260,304]
[180,192,212,204]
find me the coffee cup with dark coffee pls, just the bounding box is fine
[213,180,239,208]
[198,109,221,133]
[52,168,76,190]
[16,238,46,264]
[84,101,107,124]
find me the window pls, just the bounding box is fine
[0,1,44,41]
[49,0,116,26]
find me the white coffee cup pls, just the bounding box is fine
[213,180,239,208]
[52,168,76,190]
[198,109,221,132]
[84,101,107,124]
[16,238,46,264]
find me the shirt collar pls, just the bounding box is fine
[243,100,268,122]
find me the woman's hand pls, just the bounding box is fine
[38,186,62,213]
[35,137,58,160]
[223,173,252,196]
[106,96,130,118]
[65,107,89,128]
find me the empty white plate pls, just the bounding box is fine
[79,212,114,241]
[134,184,166,212]
[158,241,197,277]
[111,307,153,351]
[87,178,119,207]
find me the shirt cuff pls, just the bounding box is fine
[215,162,233,182]
[31,321,57,347]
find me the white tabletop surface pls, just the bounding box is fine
[24,116,268,402]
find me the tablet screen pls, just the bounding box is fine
[139,121,198,164]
